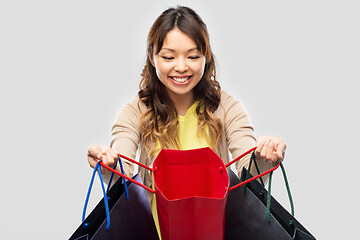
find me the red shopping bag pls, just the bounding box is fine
[153,148,229,240]
[100,147,280,240]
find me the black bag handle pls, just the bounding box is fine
[245,151,295,223]
[227,147,282,192]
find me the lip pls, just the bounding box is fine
[169,75,192,85]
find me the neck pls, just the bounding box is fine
[167,91,195,116]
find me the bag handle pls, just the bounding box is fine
[227,147,281,191]
[100,157,156,194]
[228,159,281,191]
[242,151,295,223]
[106,162,117,193]
[225,146,257,168]
[107,158,129,199]
[107,148,261,194]
[266,160,295,222]
[82,161,111,230]
[103,148,266,194]
[82,157,142,232]
[101,147,283,195]
[243,151,266,190]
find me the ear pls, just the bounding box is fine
[148,45,155,67]
[148,54,155,67]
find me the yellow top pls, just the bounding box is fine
[152,101,211,238]
[177,101,210,150]
[154,101,210,153]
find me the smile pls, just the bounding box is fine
[170,76,192,85]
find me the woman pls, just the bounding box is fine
[87,5,286,197]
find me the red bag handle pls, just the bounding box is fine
[224,147,257,168]
[100,159,156,193]
[100,147,280,194]
[228,161,280,191]
[225,146,281,191]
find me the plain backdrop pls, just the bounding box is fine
[1,0,359,239]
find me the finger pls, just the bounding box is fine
[265,140,277,163]
[259,139,270,162]
[105,150,116,167]
[256,137,268,147]
[276,142,287,161]
[88,144,102,158]
[110,148,119,161]
[100,167,107,174]
[255,137,267,159]
[102,148,118,166]
[98,153,108,174]
[88,155,99,169]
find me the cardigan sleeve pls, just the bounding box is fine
[222,91,272,180]
[222,91,257,176]
[109,96,142,179]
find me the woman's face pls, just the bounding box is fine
[153,28,206,101]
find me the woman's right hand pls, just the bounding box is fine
[87,144,119,174]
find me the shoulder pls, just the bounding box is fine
[120,94,147,113]
[216,90,251,122]
[114,94,147,122]
[218,90,244,113]
[219,90,234,105]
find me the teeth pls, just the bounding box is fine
[172,77,189,83]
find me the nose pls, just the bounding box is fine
[174,58,188,73]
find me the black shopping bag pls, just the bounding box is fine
[225,155,315,240]
[69,169,159,240]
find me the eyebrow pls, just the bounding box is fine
[160,47,199,53]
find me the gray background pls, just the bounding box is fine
[1,0,359,239]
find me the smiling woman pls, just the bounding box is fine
[85,5,287,238]
[87,4,286,194]
[87,3,286,217]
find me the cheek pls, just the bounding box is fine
[155,61,171,78]
[193,60,206,76]
[154,62,164,80]
[155,65,162,79]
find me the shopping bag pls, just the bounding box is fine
[69,161,159,240]
[153,147,229,240]
[101,147,280,240]
[225,153,316,240]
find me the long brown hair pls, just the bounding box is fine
[139,6,222,157]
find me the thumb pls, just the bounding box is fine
[276,143,286,160]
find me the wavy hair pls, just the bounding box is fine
[138,6,223,157]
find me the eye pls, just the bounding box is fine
[161,56,174,60]
[189,56,200,60]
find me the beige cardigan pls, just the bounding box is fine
[107,91,272,199]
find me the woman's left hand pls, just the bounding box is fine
[255,136,286,164]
